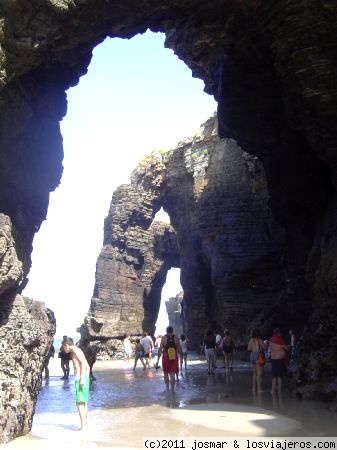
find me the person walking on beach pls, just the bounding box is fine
[133,338,146,370]
[156,326,182,392]
[62,337,90,431]
[123,334,132,365]
[78,338,97,381]
[269,328,289,394]
[59,335,71,380]
[179,334,188,371]
[247,328,266,393]
[215,330,223,359]
[222,329,235,373]
[203,330,216,375]
[141,332,154,368]
[44,340,55,379]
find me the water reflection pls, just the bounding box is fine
[5,353,336,448]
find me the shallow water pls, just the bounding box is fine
[3,354,337,448]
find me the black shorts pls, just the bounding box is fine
[223,345,233,354]
[271,358,286,378]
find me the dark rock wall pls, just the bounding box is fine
[162,118,285,344]
[0,0,337,442]
[0,216,54,444]
[81,116,285,351]
[0,214,23,296]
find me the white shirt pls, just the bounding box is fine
[141,336,153,354]
[123,337,132,353]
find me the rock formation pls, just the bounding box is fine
[165,292,184,338]
[79,154,180,343]
[0,294,55,444]
[0,214,55,443]
[80,115,285,352]
[1,0,337,442]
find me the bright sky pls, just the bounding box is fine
[22,30,217,338]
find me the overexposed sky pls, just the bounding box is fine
[23,30,216,338]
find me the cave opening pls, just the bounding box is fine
[155,267,182,338]
[22,30,216,337]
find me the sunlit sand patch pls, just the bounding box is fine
[169,403,301,436]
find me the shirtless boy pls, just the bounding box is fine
[62,337,90,430]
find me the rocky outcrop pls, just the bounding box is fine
[1,0,337,442]
[79,155,180,346]
[0,214,23,295]
[80,116,285,350]
[0,221,55,444]
[0,295,55,444]
[165,292,184,338]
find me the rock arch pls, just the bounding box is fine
[1,0,337,443]
[80,154,180,342]
[80,116,285,351]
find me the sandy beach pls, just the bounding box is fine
[2,354,336,449]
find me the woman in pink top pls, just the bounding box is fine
[247,328,266,393]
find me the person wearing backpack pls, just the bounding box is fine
[156,326,183,392]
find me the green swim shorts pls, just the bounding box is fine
[75,375,90,403]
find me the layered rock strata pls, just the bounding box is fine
[0,214,55,444]
[0,0,337,442]
[80,155,180,345]
[80,116,285,352]
[0,295,55,444]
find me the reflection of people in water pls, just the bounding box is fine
[271,389,284,413]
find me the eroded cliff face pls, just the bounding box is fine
[1,0,337,442]
[0,293,55,444]
[0,216,56,444]
[79,156,179,348]
[81,116,286,350]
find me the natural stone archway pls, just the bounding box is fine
[80,115,286,352]
[79,156,180,349]
[1,0,337,443]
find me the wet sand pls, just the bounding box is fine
[2,354,337,449]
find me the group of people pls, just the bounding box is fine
[247,327,293,395]
[202,329,235,375]
[43,335,98,433]
[200,326,294,396]
[123,331,155,370]
[43,326,294,433]
[43,336,91,431]
[123,330,188,385]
